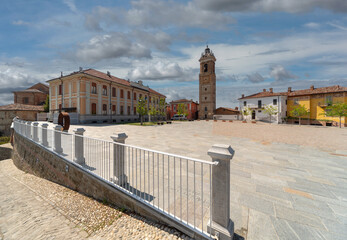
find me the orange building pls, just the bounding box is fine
[14,83,48,105]
[47,68,166,124]
[168,99,199,120]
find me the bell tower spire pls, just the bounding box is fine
[199,45,216,119]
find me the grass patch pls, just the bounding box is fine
[126,122,160,126]
[0,136,10,145]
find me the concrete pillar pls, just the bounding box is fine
[26,122,31,138]
[73,128,85,164]
[53,125,63,154]
[41,123,49,147]
[207,144,234,240]
[110,133,128,186]
[32,122,39,142]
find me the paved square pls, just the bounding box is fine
[51,121,347,239]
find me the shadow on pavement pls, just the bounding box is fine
[0,144,12,160]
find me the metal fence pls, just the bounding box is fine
[13,120,220,239]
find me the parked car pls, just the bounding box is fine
[171,114,187,120]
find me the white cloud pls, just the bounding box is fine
[196,0,347,13]
[63,0,77,13]
[269,65,297,82]
[304,22,320,29]
[71,33,152,63]
[12,20,30,26]
[127,61,194,81]
[327,22,347,31]
[246,72,265,83]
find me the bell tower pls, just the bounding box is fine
[199,45,216,119]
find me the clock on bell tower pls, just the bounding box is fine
[199,45,216,119]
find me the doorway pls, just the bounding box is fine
[252,110,256,120]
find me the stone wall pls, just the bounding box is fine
[0,111,37,136]
[12,131,207,240]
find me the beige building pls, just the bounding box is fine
[14,83,49,105]
[199,46,216,119]
[47,68,166,124]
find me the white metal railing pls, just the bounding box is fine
[13,119,223,239]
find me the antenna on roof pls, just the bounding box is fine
[107,71,111,77]
[79,67,82,72]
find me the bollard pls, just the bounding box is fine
[53,125,63,154]
[207,144,234,240]
[73,128,85,164]
[41,123,49,147]
[26,121,32,139]
[110,133,128,186]
[32,122,39,142]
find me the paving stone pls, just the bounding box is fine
[275,204,325,229]
[287,179,335,198]
[256,185,293,201]
[239,193,275,216]
[247,209,278,240]
[271,217,300,240]
[321,218,347,237]
[286,220,326,240]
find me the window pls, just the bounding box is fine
[145,95,147,100]
[59,104,62,110]
[243,101,247,107]
[294,98,299,105]
[120,106,124,115]
[139,94,142,99]
[128,106,131,115]
[59,85,62,95]
[102,85,107,96]
[205,107,207,111]
[285,100,287,105]
[91,103,96,115]
[112,105,116,114]
[102,104,107,114]
[157,98,159,104]
[133,92,137,100]
[174,105,176,111]
[258,100,262,108]
[112,87,116,97]
[205,88,207,91]
[326,96,332,106]
[134,107,137,114]
[23,97,29,104]
[205,97,207,100]
[273,99,277,105]
[127,91,131,99]
[91,83,97,94]
[120,90,124,98]
[204,64,208,72]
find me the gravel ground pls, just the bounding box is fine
[2,143,191,239]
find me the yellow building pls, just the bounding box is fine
[287,85,347,127]
[47,68,166,124]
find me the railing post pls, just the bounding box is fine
[32,122,39,142]
[41,123,49,147]
[207,144,234,240]
[26,121,32,138]
[73,128,85,164]
[53,125,63,154]
[110,133,128,186]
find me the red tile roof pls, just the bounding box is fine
[215,107,240,114]
[47,68,166,98]
[0,104,44,111]
[288,85,347,97]
[239,85,347,100]
[239,91,287,100]
[14,89,46,94]
[170,99,198,104]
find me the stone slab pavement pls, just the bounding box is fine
[68,121,347,240]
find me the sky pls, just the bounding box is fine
[0,0,347,108]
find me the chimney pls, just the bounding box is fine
[235,107,238,110]
[242,94,244,98]
[310,85,314,90]
[288,87,292,93]
[107,71,111,77]
[269,88,273,93]
[263,89,266,92]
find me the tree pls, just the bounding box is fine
[177,103,187,118]
[263,105,278,123]
[324,102,347,128]
[136,97,148,125]
[148,104,157,122]
[43,95,49,112]
[290,104,310,125]
[243,107,251,121]
[158,98,167,120]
